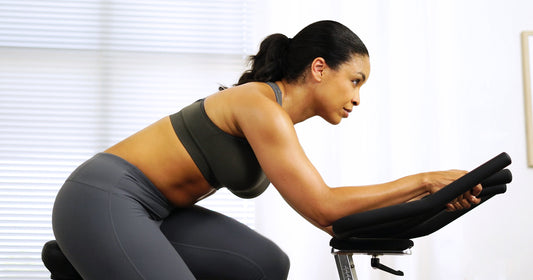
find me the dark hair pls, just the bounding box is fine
[236,20,369,85]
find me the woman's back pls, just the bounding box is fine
[104,82,284,206]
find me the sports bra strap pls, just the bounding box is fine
[266,82,283,106]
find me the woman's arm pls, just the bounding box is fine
[234,90,477,228]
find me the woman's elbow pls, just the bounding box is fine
[312,204,339,228]
[308,188,345,228]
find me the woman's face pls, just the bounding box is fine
[315,55,371,124]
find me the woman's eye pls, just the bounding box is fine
[352,79,360,86]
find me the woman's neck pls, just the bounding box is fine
[278,80,318,125]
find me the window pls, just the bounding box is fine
[0,1,256,278]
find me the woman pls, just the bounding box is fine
[52,20,481,280]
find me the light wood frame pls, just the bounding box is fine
[522,31,533,166]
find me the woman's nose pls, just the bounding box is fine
[352,91,360,106]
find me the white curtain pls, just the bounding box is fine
[0,1,255,279]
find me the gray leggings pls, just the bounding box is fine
[52,153,290,280]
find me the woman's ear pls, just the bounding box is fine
[310,57,327,82]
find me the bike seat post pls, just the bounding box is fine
[332,249,359,280]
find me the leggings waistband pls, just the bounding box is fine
[66,153,175,220]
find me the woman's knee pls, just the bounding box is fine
[261,244,290,279]
[161,206,290,279]
[243,237,290,279]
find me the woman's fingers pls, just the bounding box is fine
[447,191,481,211]
[471,184,482,196]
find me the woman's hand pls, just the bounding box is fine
[423,170,482,211]
[446,183,482,211]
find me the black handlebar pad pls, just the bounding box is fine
[336,183,507,239]
[392,184,506,238]
[332,152,512,240]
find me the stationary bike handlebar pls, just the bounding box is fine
[332,152,512,239]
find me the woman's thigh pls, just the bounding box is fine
[160,206,290,280]
[53,179,196,280]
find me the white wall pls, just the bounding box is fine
[253,1,533,279]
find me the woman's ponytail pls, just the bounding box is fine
[235,21,368,87]
[236,33,291,85]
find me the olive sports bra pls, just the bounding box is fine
[169,82,283,199]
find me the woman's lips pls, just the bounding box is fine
[343,108,352,117]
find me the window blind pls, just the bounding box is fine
[0,1,256,279]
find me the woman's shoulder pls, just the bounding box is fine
[228,82,279,101]
[230,82,286,118]
[234,83,295,142]
[204,82,291,138]
[208,82,283,115]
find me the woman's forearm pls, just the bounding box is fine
[318,173,428,226]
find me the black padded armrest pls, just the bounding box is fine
[333,152,512,239]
